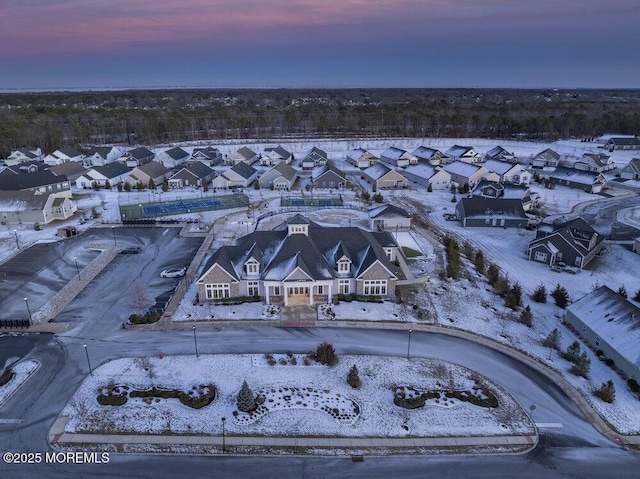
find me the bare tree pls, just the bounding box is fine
[127,281,152,315]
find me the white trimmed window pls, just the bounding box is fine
[317,285,324,295]
[205,283,230,299]
[246,261,259,274]
[363,280,387,296]
[339,280,350,294]
[534,251,547,262]
[248,281,259,296]
[338,260,350,273]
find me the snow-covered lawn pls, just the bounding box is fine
[172,301,281,322]
[62,354,533,439]
[0,360,39,407]
[318,301,411,322]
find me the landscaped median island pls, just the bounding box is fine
[57,348,535,455]
[0,360,40,407]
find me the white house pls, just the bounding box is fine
[83,146,122,167]
[5,148,43,166]
[402,163,451,190]
[76,162,131,189]
[379,147,418,168]
[445,145,483,163]
[482,159,531,185]
[212,162,258,189]
[346,148,379,169]
[258,162,298,190]
[43,147,83,166]
[261,146,293,166]
[226,147,258,166]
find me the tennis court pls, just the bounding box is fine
[280,196,343,207]
[120,194,247,219]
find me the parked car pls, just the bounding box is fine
[120,246,141,254]
[550,264,563,273]
[160,268,186,278]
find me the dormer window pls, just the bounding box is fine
[338,259,351,273]
[245,260,259,275]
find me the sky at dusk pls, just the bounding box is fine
[1,0,639,90]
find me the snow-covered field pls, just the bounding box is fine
[62,354,533,439]
[0,359,39,407]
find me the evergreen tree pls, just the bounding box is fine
[237,380,256,412]
[594,380,615,403]
[486,263,500,285]
[104,179,112,190]
[347,364,362,389]
[136,181,144,191]
[451,194,457,203]
[532,284,547,303]
[117,182,123,192]
[541,328,561,350]
[506,282,523,309]
[148,178,156,190]
[561,341,581,363]
[162,177,169,192]
[634,289,640,302]
[473,250,485,274]
[427,183,433,192]
[519,305,533,327]
[91,181,101,190]
[569,352,591,378]
[203,181,209,192]
[124,182,132,192]
[443,236,461,279]
[618,286,627,298]
[551,284,569,309]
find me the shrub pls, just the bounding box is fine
[594,380,615,403]
[532,284,547,303]
[128,312,161,324]
[561,341,581,363]
[569,352,591,378]
[0,368,15,387]
[633,289,640,302]
[316,341,339,366]
[519,305,533,327]
[541,328,561,350]
[347,364,362,389]
[97,393,128,406]
[628,378,640,394]
[618,286,627,298]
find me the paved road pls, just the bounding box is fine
[2,327,638,478]
[571,194,640,240]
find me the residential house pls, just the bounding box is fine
[311,162,346,189]
[189,147,223,166]
[123,161,169,189]
[455,197,529,228]
[261,146,293,166]
[226,147,258,166]
[620,158,640,180]
[168,163,215,189]
[47,162,87,182]
[444,145,483,163]
[83,146,122,167]
[5,148,43,166]
[196,215,399,306]
[485,146,516,163]
[43,147,83,166]
[258,162,298,190]
[549,167,607,193]
[119,147,155,167]
[362,163,408,190]
[368,204,412,231]
[527,217,605,268]
[159,147,190,168]
[379,147,418,168]
[76,162,131,189]
[441,161,490,189]
[211,162,257,189]
[346,148,379,169]
[574,153,615,173]
[471,180,537,211]
[531,148,561,168]
[565,286,640,381]
[0,190,77,225]
[482,159,531,185]
[402,163,451,190]
[412,146,449,166]
[0,170,72,198]
[604,137,640,151]
[301,147,328,170]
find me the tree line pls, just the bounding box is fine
[1,88,639,157]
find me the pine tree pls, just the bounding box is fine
[486,263,500,286]
[473,250,485,274]
[136,181,144,191]
[443,236,460,279]
[104,179,112,190]
[594,380,615,403]
[569,352,591,378]
[162,177,169,192]
[237,380,256,412]
[561,341,581,362]
[532,284,547,303]
[541,328,561,350]
[634,289,640,302]
[506,282,523,309]
[124,182,132,192]
[519,305,533,327]
[148,178,156,190]
[551,284,569,309]
[618,286,627,298]
[347,364,362,389]
[117,182,123,192]
[427,183,433,192]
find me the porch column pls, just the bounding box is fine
[327,283,333,304]
[284,285,289,306]
[309,285,314,306]
[265,284,270,305]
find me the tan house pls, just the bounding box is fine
[0,191,77,225]
[123,161,169,188]
[362,163,408,189]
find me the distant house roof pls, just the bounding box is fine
[164,147,189,160]
[236,146,258,160]
[456,197,528,220]
[622,158,640,175]
[442,161,483,177]
[0,190,50,211]
[363,162,393,180]
[137,161,169,178]
[229,161,257,180]
[172,162,214,179]
[412,146,445,161]
[445,145,475,158]
[264,145,292,159]
[311,162,345,181]
[124,146,154,160]
[47,162,86,178]
[57,146,83,158]
[482,159,519,176]
[0,170,69,191]
[606,137,640,147]
[93,162,131,178]
[472,180,531,200]
[86,146,118,159]
[550,167,605,186]
[264,161,297,182]
[530,217,605,263]
[403,163,441,180]
[368,204,411,219]
[533,148,561,162]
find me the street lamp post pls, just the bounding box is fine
[83,344,93,375]
[24,297,32,325]
[407,328,412,359]
[13,229,20,249]
[112,226,116,245]
[139,204,143,218]
[221,417,227,453]
[74,256,81,280]
[192,326,199,358]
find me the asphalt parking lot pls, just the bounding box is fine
[0,227,203,326]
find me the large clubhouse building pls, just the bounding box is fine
[197,215,399,306]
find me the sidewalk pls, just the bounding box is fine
[48,416,536,455]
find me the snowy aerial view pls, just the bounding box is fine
[2,0,640,477]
